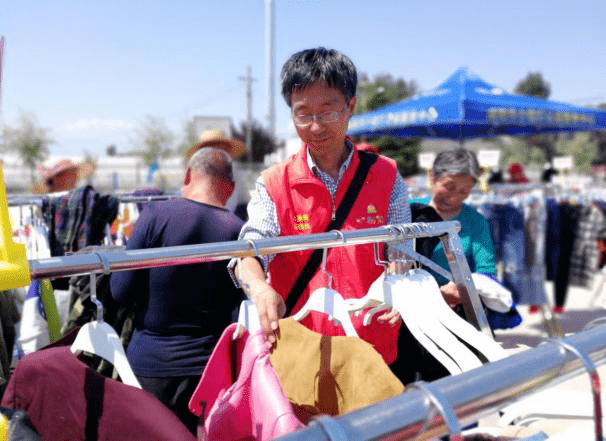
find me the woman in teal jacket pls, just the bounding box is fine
[410,148,496,307]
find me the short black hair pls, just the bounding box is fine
[280,47,357,107]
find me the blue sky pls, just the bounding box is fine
[1,0,605,156]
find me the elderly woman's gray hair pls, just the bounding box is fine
[187,147,234,182]
[431,148,480,181]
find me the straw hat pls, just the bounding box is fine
[186,129,246,160]
[36,159,94,187]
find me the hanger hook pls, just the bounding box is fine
[548,338,602,441]
[91,251,110,323]
[321,247,333,289]
[373,242,389,271]
[329,229,346,244]
[94,251,111,275]
[88,272,104,323]
[246,239,260,257]
[409,381,463,440]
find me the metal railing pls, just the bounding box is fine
[27,221,490,335]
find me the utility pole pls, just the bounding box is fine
[265,0,275,137]
[239,65,256,163]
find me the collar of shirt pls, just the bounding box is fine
[306,140,354,199]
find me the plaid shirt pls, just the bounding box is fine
[237,144,412,271]
[569,204,606,287]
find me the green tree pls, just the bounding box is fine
[233,119,279,163]
[176,118,200,160]
[373,137,421,177]
[514,72,556,164]
[354,73,420,176]
[356,73,418,113]
[130,115,174,166]
[514,72,551,99]
[2,110,53,183]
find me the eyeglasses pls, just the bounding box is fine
[292,106,349,127]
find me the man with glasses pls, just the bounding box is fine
[232,47,412,366]
[110,147,244,434]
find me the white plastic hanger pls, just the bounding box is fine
[391,274,484,372]
[70,272,142,389]
[390,269,508,373]
[291,248,359,338]
[411,269,508,362]
[233,299,261,339]
[346,244,393,322]
[346,243,399,325]
[384,276,463,375]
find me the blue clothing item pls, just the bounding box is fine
[476,273,523,330]
[477,203,527,304]
[410,197,496,285]
[110,198,245,377]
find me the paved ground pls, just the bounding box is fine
[494,280,606,349]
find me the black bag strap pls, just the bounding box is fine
[284,151,378,315]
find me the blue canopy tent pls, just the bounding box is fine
[348,68,606,144]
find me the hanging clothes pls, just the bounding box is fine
[520,197,548,306]
[544,198,562,283]
[41,185,119,292]
[269,318,404,423]
[0,290,20,396]
[1,344,196,441]
[554,203,583,308]
[476,202,527,303]
[189,322,305,441]
[568,203,606,288]
[42,185,119,257]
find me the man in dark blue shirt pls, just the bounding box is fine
[110,147,245,433]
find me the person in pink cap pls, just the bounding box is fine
[37,159,93,193]
[507,163,530,184]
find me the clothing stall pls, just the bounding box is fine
[3,174,605,440]
[469,183,606,311]
[1,211,500,440]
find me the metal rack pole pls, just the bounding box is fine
[7,192,179,207]
[275,324,606,441]
[28,220,489,339]
[28,222,461,280]
[440,230,491,336]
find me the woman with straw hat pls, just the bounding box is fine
[36,159,94,193]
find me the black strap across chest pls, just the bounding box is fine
[284,150,378,315]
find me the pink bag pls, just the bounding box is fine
[189,323,305,441]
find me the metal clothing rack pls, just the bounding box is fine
[27,221,491,336]
[275,323,606,441]
[7,192,179,207]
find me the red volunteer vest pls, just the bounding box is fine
[264,144,400,364]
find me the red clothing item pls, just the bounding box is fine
[1,347,196,441]
[263,145,401,364]
[189,323,304,440]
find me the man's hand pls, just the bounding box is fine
[377,308,402,327]
[245,280,285,344]
[440,281,462,307]
[236,257,285,344]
